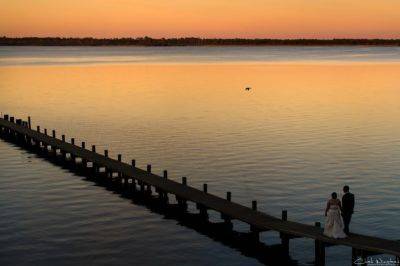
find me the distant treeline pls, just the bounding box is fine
[1,37,400,46]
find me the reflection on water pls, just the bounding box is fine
[1,49,400,265]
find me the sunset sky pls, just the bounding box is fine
[1,0,399,39]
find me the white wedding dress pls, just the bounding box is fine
[323,201,347,238]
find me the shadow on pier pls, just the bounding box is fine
[0,133,298,266]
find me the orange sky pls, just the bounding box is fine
[1,0,400,39]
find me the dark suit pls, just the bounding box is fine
[342,192,355,234]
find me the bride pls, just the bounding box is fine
[323,192,347,238]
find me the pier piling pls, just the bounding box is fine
[203,183,208,193]
[147,164,151,173]
[70,138,76,162]
[221,191,232,226]
[280,210,290,255]
[117,154,122,178]
[250,200,261,240]
[81,142,87,167]
[314,222,325,266]
[252,200,257,211]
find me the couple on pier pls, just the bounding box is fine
[323,185,355,239]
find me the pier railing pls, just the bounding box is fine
[1,114,399,266]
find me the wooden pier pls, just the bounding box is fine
[1,114,399,266]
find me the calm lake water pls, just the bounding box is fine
[1,46,400,266]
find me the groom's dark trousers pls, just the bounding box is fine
[342,212,352,234]
[342,192,355,234]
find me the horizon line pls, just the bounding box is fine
[2,36,400,40]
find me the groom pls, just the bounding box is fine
[342,185,355,234]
